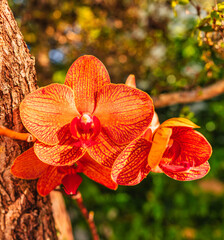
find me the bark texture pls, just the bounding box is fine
[0,0,58,239]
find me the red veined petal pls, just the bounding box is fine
[162,128,212,167]
[87,132,125,168]
[160,162,191,172]
[34,124,86,166]
[62,173,82,195]
[147,127,172,168]
[160,118,199,129]
[78,154,118,190]
[125,74,136,88]
[94,84,154,145]
[161,161,210,181]
[64,55,110,114]
[111,137,151,185]
[37,166,67,196]
[11,148,48,179]
[20,84,79,145]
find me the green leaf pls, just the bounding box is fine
[211,11,220,19]
[178,0,189,4]
[198,25,213,32]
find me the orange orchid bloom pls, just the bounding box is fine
[112,117,212,185]
[11,148,118,196]
[19,55,154,168]
[11,56,154,195]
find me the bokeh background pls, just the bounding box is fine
[10,0,224,239]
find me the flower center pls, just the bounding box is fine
[70,113,101,147]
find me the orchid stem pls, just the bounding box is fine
[0,126,36,142]
[72,191,99,240]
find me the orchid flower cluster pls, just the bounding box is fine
[11,55,212,196]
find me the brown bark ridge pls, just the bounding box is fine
[0,0,58,239]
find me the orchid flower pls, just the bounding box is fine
[11,55,154,195]
[19,55,154,167]
[112,117,212,184]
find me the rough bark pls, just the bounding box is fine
[0,0,58,239]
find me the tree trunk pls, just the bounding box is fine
[0,0,58,239]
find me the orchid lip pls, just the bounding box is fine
[70,113,101,148]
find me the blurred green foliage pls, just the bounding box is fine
[9,0,224,239]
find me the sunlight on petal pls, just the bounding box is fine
[125,74,136,88]
[20,84,79,145]
[160,118,199,129]
[87,132,125,168]
[64,55,110,114]
[78,154,118,190]
[94,84,154,145]
[34,125,86,166]
[112,137,151,185]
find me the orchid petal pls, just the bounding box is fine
[64,55,110,114]
[37,166,67,196]
[94,84,154,145]
[125,74,136,88]
[160,118,199,128]
[20,84,78,145]
[34,124,86,166]
[87,132,125,168]
[147,127,172,169]
[161,161,210,181]
[78,154,118,190]
[161,128,212,167]
[111,137,151,185]
[11,148,48,179]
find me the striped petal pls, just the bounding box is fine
[78,154,117,190]
[111,137,151,185]
[37,166,67,196]
[11,148,48,179]
[34,124,86,166]
[160,118,199,128]
[20,84,79,145]
[87,132,125,168]
[64,55,110,114]
[161,161,210,181]
[161,128,212,167]
[94,84,154,145]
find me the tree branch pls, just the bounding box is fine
[50,191,74,240]
[152,79,224,108]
